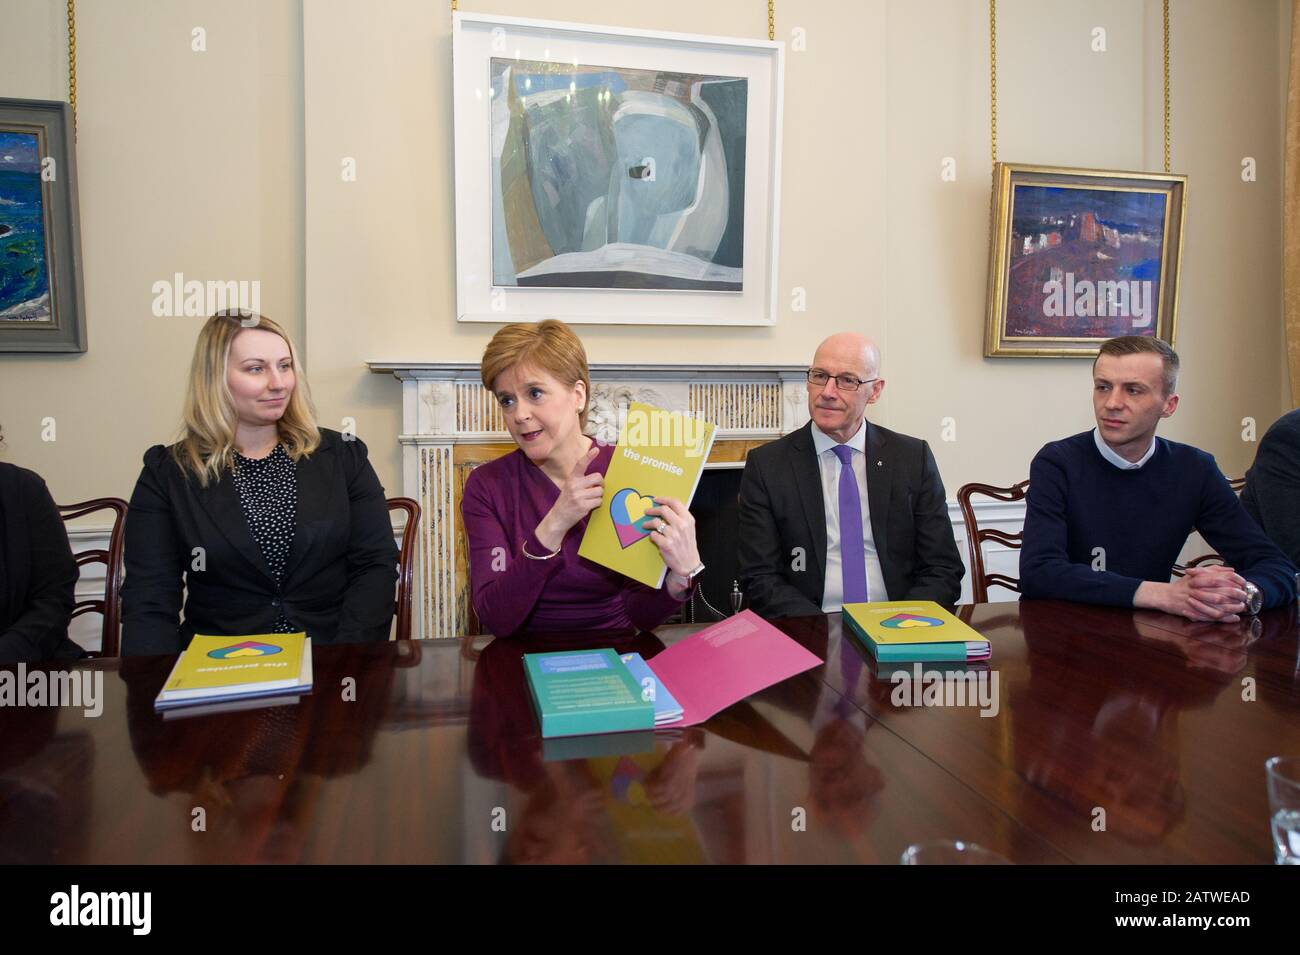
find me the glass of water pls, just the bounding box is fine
[1266,756,1300,864]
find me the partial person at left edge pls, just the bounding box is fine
[120,311,397,656]
[0,424,82,663]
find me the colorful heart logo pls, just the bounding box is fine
[880,613,944,629]
[610,487,656,549]
[610,755,647,803]
[207,640,283,659]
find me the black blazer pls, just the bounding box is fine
[0,463,81,663]
[1242,408,1300,567]
[121,430,398,656]
[737,421,964,618]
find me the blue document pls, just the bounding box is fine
[620,653,684,726]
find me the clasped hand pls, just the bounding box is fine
[1155,565,1250,623]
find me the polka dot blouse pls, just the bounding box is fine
[232,444,298,633]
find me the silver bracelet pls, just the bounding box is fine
[521,539,561,560]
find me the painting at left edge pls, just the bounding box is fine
[0,98,86,353]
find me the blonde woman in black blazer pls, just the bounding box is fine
[121,312,397,656]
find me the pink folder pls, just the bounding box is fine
[647,610,823,726]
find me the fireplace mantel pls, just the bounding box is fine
[368,361,810,638]
[369,362,810,381]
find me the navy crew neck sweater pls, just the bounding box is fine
[1020,431,1298,610]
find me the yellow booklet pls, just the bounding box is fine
[578,402,716,588]
[842,601,990,662]
[155,633,313,711]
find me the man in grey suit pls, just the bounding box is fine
[738,333,964,618]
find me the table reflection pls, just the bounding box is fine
[5,600,1278,863]
[118,650,395,863]
[0,692,91,863]
[1010,601,1242,845]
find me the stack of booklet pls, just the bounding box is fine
[842,601,990,663]
[153,633,314,715]
[523,610,821,738]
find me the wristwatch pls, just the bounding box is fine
[669,563,706,589]
[1243,581,1262,615]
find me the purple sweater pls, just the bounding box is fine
[462,442,688,637]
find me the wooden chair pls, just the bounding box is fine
[56,497,128,657]
[956,480,1030,603]
[1172,476,1246,576]
[387,497,421,640]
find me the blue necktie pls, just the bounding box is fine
[832,443,869,605]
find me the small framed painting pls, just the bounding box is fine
[984,163,1186,358]
[0,99,85,353]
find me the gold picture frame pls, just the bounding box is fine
[984,162,1187,358]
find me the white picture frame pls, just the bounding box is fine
[452,12,785,326]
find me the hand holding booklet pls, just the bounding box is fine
[524,610,822,738]
[577,401,716,588]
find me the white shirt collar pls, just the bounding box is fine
[1092,427,1156,470]
[811,419,866,456]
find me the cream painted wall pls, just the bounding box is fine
[0,0,1289,507]
[1280,0,1294,411]
[0,0,304,504]
[886,0,1288,487]
[302,0,891,489]
[305,0,1292,495]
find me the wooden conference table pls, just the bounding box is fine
[1,600,1296,864]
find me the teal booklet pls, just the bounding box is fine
[524,649,655,738]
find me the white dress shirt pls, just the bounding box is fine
[1092,427,1156,470]
[811,421,890,611]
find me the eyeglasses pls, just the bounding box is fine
[806,369,878,392]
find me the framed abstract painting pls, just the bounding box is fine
[451,12,784,326]
[984,163,1186,358]
[0,98,85,353]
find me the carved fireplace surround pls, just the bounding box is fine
[367,362,811,639]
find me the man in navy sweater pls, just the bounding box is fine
[1020,336,1297,621]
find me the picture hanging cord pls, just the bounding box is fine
[990,0,996,169]
[990,0,1172,174]
[67,0,77,141]
[1163,0,1171,174]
